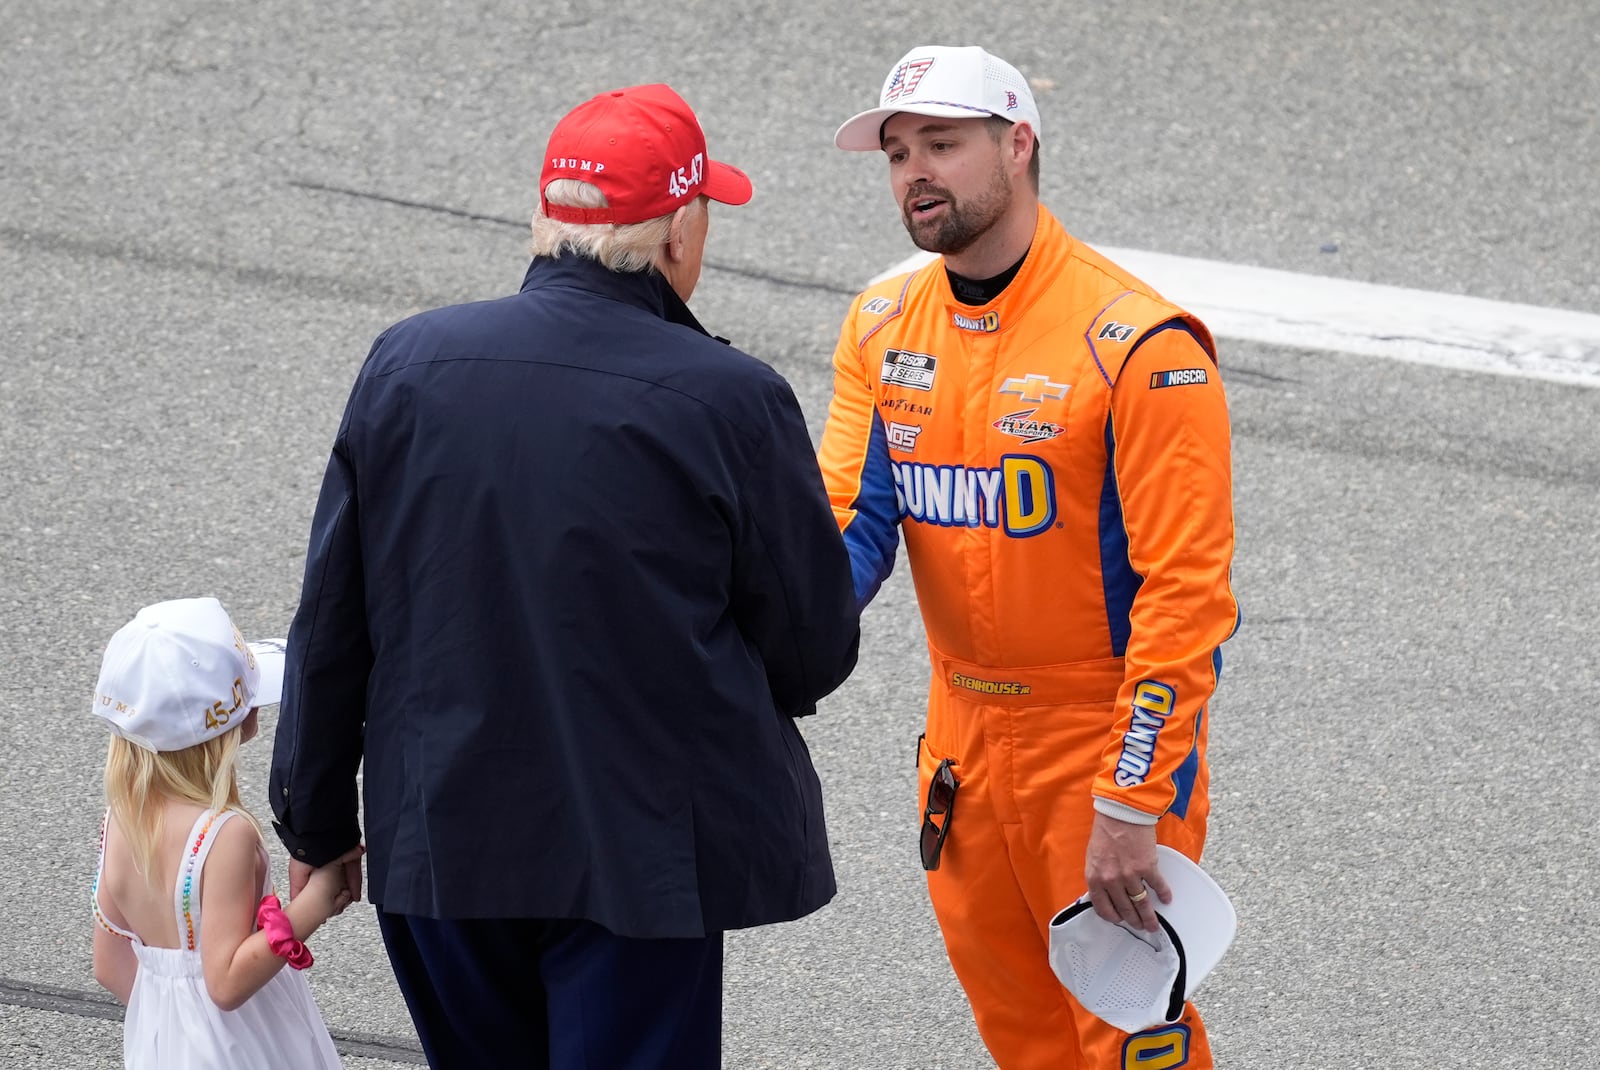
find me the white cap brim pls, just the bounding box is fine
[1153,845,1236,995]
[247,639,287,707]
[834,102,999,151]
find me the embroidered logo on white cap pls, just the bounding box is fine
[1047,846,1236,1033]
[835,45,1042,151]
[884,58,935,102]
[92,597,287,754]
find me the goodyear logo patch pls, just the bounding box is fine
[892,454,1056,537]
[951,672,1031,696]
[1114,681,1176,788]
[1150,368,1209,389]
[880,397,932,416]
[953,309,1000,333]
[881,349,938,391]
[862,296,893,315]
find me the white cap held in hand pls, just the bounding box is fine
[1047,846,1237,1033]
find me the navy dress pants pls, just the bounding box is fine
[376,912,724,1070]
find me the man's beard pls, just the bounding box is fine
[900,163,1013,256]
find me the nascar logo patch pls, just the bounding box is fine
[1149,368,1209,389]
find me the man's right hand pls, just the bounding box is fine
[1084,812,1168,933]
[290,850,364,904]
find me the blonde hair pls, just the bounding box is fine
[531,180,702,274]
[104,730,263,886]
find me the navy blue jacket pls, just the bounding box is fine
[269,256,860,938]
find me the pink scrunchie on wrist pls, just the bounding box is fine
[256,895,313,970]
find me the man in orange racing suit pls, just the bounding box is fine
[818,45,1240,1070]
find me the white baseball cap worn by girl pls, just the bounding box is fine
[92,597,287,753]
[834,45,1042,151]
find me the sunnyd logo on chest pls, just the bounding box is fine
[891,456,1056,537]
[881,349,938,391]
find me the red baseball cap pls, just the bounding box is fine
[539,84,754,225]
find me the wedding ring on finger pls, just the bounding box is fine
[1127,888,1149,904]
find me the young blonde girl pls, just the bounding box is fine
[90,597,360,1069]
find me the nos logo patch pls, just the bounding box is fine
[886,422,923,453]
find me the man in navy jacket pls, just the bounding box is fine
[269,84,861,1069]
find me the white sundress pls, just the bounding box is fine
[93,808,343,1069]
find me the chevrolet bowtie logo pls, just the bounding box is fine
[999,374,1070,403]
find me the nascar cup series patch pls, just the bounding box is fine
[881,349,938,391]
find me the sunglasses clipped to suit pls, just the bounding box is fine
[920,756,959,871]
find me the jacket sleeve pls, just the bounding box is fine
[816,309,901,608]
[269,408,372,867]
[731,376,862,718]
[1092,324,1240,823]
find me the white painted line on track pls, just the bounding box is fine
[872,248,1600,388]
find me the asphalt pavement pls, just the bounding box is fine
[3,2,1596,1067]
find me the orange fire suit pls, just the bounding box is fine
[818,207,1239,1070]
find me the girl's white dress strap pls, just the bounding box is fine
[92,809,136,944]
[172,809,235,950]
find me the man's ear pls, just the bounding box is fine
[663,205,689,265]
[1011,121,1035,169]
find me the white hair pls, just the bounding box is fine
[531,180,702,274]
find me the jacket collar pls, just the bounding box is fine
[520,255,713,338]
